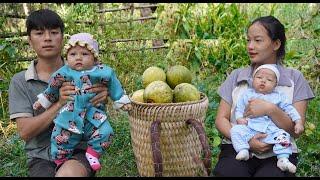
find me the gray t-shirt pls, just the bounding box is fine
[9,60,85,163]
[217,64,315,158]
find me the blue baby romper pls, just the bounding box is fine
[38,63,126,161]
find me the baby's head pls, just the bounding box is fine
[64,33,99,71]
[252,64,280,94]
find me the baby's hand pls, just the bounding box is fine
[33,101,43,110]
[294,121,304,136]
[120,103,132,111]
[236,118,248,125]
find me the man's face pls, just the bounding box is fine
[28,28,63,59]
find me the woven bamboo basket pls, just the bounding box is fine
[128,92,211,177]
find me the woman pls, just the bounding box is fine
[212,16,314,177]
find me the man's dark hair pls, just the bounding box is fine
[26,9,64,36]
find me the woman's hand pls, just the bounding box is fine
[236,118,248,125]
[89,84,108,107]
[248,133,272,154]
[294,120,304,136]
[244,98,275,118]
[58,81,75,107]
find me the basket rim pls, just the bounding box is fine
[129,92,208,107]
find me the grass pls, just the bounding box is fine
[0,134,27,177]
[295,96,320,177]
[96,109,139,176]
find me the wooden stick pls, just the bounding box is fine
[133,4,159,9]
[15,57,36,62]
[16,45,168,62]
[0,32,28,38]
[110,45,168,53]
[75,16,156,25]
[5,37,168,45]
[110,38,168,43]
[97,4,159,13]
[2,13,27,19]
[96,6,131,13]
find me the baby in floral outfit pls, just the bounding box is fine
[33,33,131,171]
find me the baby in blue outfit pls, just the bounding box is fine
[230,64,304,173]
[33,33,131,171]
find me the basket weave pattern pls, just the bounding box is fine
[128,93,210,176]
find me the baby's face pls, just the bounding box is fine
[253,68,277,94]
[67,45,95,71]
[94,112,103,119]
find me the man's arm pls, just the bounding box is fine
[16,82,75,141]
[16,102,63,141]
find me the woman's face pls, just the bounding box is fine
[247,22,280,65]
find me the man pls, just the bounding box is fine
[8,9,108,177]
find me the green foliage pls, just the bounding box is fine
[296,96,320,177]
[164,4,249,75]
[0,135,27,176]
[0,39,26,91]
[0,38,27,135]
[285,39,320,92]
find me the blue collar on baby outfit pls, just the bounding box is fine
[66,65,98,74]
[80,66,97,73]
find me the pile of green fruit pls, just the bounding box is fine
[131,65,201,103]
